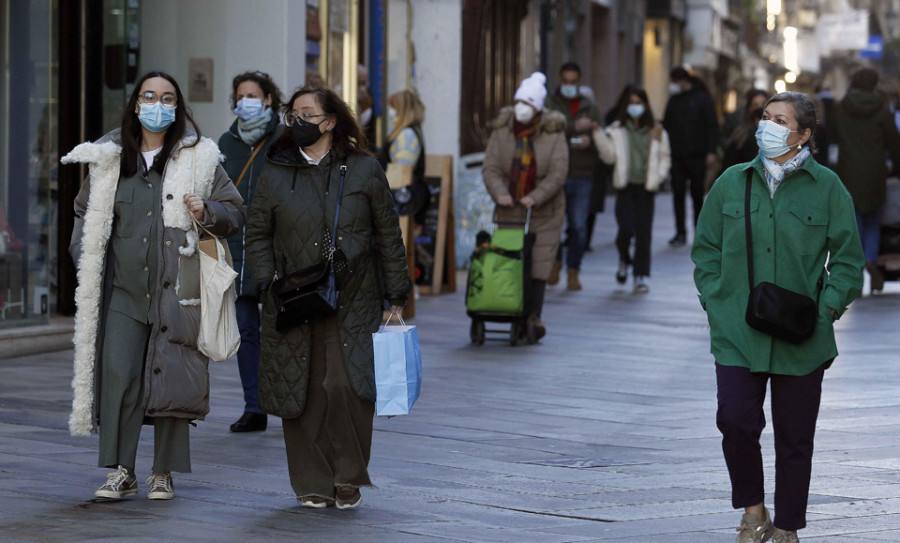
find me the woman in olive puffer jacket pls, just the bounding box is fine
[245,86,410,510]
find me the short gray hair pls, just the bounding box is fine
[765,92,817,154]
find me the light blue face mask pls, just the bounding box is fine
[755,119,798,158]
[234,97,264,121]
[560,85,579,99]
[138,102,176,133]
[626,104,645,119]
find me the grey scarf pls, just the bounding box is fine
[237,108,273,146]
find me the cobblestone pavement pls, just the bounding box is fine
[2,194,900,542]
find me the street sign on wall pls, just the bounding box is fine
[816,10,869,53]
[861,35,884,60]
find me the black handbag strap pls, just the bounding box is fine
[745,169,755,292]
[745,168,824,300]
[329,161,347,250]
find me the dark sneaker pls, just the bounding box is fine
[866,261,885,292]
[668,234,686,247]
[146,472,174,500]
[772,528,799,543]
[230,412,267,432]
[94,466,137,499]
[616,260,628,284]
[335,485,362,510]
[299,495,332,509]
[736,506,774,543]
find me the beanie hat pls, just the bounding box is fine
[514,72,548,111]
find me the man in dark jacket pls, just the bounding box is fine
[662,67,718,247]
[545,62,602,290]
[832,68,900,292]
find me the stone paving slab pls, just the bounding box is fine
[2,194,900,541]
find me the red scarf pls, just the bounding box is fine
[509,115,541,200]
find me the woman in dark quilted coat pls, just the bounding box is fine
[245,86,410,509]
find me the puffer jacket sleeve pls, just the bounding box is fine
[691,176,725,311]
[244,165,277,297]
[369,160,411,305]
[69,175,91,265]
[592,127,616,165]
[200,164,245,237]
[525,131,568,207]
[821,189,864,319]
[482,130,512,203]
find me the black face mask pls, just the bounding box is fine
[291,117,325,148]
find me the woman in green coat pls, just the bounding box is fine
[691,92,864,543]
[245,86,410,510]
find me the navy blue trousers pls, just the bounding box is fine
[716,362,825,531]
[235,295,263,414]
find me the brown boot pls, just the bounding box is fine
[547,261,562,286]
[567,269,582,291]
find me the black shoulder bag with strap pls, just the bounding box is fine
[271,161,347,332]
[743,169,823,344]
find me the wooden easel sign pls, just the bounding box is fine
[415,155,456,295]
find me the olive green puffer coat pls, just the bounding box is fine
[245,142,410,418]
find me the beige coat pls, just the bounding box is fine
[482,106,568,280]
[593,121,671,192]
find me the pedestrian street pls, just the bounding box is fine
[2,193,900,542]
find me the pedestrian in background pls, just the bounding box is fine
[217,70,283,433]
[593,85,670,293]
[545,62,601,290]
[62,71,245,501]
[482,72,568,340]
[831,67,900,293]
[378,89,428,223]
[245,86,410,509]
[720,89,769,173]
[580,85,609,253]
[692,92,864,543]
[663,67,718,247]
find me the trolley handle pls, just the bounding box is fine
[492,203,533,234]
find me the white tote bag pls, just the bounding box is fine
[195,220,240,362]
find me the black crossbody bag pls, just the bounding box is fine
[271,162,347,332]
[743,170,822,344]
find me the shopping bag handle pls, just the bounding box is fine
[384,312,407,328]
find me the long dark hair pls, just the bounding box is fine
[229,70,283,112]
[614,85,655,129]
[120,71,201,178]
[273,86,371,160]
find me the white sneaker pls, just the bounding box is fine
[94,465,137,499]
[634,276,649,293]
[146,472,175,500]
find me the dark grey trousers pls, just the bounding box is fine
[98,310,191,474]
[281,315,375,499]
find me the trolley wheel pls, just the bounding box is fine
[470,319,485,346]
[509,321,521,346]
[525,319,538,345]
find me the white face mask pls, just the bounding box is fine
[514,102,536,123]
[388,107,398,129]
[668,82,682,95]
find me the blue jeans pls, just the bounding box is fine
[856,205,883,264]
[235,295,263,414]
[556,176,593,270]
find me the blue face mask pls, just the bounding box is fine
[626,104,645,119]
[234,97,264,121]
[560,85,579,99]
[755,119,798,158]
[138,102,176,133]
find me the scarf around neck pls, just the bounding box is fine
[509,114,541,200]
[760,146,810,198]
[237,107,273,146]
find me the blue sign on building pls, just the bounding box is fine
[861,35,884,60]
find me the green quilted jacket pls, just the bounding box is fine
[245,140,411,417]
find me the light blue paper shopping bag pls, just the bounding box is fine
[373,314,422,416]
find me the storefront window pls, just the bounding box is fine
[0,0,58,328]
